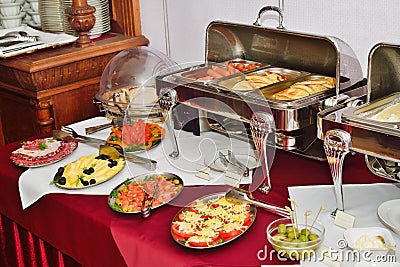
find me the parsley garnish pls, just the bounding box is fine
[37,141,47,150]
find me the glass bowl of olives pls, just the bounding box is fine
[266,218,325,260]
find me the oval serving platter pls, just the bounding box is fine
[108,172,184,213]
[171,192,257,249]
[10,138,78,168]
[52,154,126,189]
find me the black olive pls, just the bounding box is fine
[82,180,89,186]
[108,163,114,168]
[58,177,66,185]
[95,154,110,160]
[54,172,62,179]
[83,169,91,175]
[88,167,94,173]
[112,160,118,166]
[89,179,96,185]
[57,167,64,174]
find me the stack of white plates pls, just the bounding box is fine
[38,0,64,32]
[62,0,110,38]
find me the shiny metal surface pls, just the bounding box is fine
[156,21,363,160]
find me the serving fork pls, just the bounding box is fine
[218,151,249,177]
[141,183,158,218]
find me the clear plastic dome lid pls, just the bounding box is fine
[96,46,179,107]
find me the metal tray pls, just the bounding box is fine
[171,192,256,249]
[212,67,309,92]
[342,92,400,130]
[262,74,336,102]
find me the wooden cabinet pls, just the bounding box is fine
[0,0,148,145]
[0,34,149,145]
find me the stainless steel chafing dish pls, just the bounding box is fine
[156,18,364,194]
[157,20,364,154]
[318,43,400,215]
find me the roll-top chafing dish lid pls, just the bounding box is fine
[367,43,400,103]
[205,21,363,99]
[95,47,179,111]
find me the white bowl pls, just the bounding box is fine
[0,11,24,28]
[343,227,396,258]
[0,2,22,16]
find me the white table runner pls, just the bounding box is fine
[18,117,255,209]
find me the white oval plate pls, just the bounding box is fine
[378,199,400,235]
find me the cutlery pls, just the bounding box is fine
[227,150,250,177]
[53,128,157,170]
[2,43,45,54]
[141,183,158,218]
[225,187,290,218]
[85,122,113,134]
[219,151,249,177]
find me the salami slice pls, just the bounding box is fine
[10,138,78,167]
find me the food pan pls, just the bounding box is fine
[221,58,265,72]
[212,67,309,92]
[262,75,336,101]
[355,92,400,123]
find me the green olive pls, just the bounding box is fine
[278,223,287,234]
[299,235,308,242]
[308,233,319,241]
[300,228,311,236]
[287,232,296,239]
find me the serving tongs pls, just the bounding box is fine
[225,187,290,218]
[141,183,158,218]
[53,127,157,170]
[219,150,249,177]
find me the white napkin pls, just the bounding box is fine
[18,117,256,209]
[288,183,400,267]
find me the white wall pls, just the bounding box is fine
[140,0,400,77]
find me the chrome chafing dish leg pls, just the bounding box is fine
[323,129,352,217]
[250,112,274,194]
[159,87,180,159]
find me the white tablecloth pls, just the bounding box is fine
[19,117,255,209]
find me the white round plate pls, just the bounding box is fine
[377,199,400,235]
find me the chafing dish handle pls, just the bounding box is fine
[253,6,285,30]
[323,129,352,218]
[159,87,180,159]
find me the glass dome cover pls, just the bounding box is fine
[96,46,178,108]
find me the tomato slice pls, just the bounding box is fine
[171,222,197,239]
[187,231,221,247]
[219,228,243,239]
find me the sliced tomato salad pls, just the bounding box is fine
[107,119,165,152]
[172,196,254,248]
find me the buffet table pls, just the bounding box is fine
[0,119,391,267]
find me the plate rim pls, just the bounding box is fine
[377,199,400,235]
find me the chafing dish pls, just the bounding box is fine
[157,20,364,155]
[318,43,400,215]
[156,19,364,194]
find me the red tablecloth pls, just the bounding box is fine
[0,137,389,267]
